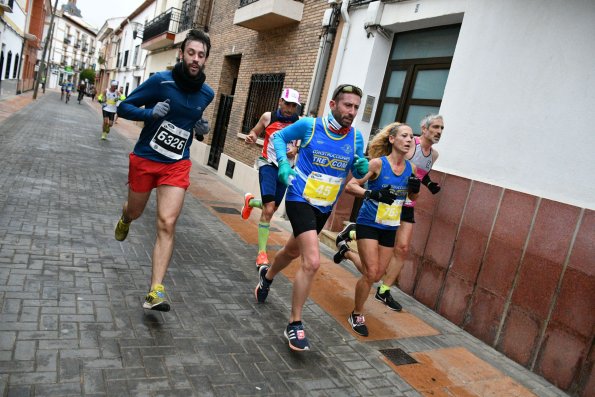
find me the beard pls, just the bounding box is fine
[182,61,205,78]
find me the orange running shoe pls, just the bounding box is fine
[241,193,255,220]
[256,252,269,268]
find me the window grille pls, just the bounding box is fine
[241,73,285,133]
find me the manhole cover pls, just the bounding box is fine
[212,206,241,215]
[380,348,418,366]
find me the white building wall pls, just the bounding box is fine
[0,0,27,91]
[144,48,177,79]
[439,0,595,209]
[332,0,595,209]
[114,3,155,95]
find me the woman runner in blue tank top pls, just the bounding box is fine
[344,122,420,337]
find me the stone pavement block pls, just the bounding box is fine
[6,384,33,397]
[14,340,36,360]
[34,382,82,396]
[8,371,56,384]
[105,379,128,396]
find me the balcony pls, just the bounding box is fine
[82,46,88,53]
[0,0,14,13]
[64,37,71,44]
[175,0,212,44]
[74,41,81,49]
[233,0,303,31]
[142,7,181,51]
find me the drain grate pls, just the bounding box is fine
[380,348,418,366]
[212,206,241,215]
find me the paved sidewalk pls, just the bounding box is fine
[0,92,570,396]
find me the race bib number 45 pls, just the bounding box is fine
[303,172,342,207]
[150,121,190,160]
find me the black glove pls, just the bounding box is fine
[365,186,397,204]
[408,175,421,194]
[422,173,441,194]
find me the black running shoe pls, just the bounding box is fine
[254,265,272,303]
[333,242,349,264]
[284,323,310,351]
[335,222,356,246]
[348,312,368,337]
[374,287,402,312]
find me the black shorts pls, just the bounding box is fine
[103,110,116,121]
[355,224,397,247]
[401,206,415,223]
[285,201,331,237]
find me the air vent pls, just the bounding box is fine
[212,206,240,215]
[380,348,418,366]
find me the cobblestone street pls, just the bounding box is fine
[0,92,571,397]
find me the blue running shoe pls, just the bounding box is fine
[284,323,310,351]
[254,265,272,303]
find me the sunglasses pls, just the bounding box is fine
[332,84,363,100]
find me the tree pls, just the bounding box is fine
[79,68,96,83]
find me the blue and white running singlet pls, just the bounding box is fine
[286,118,356,213]
[357,156,413,229]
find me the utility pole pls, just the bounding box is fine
[43,21,55,94]
[33,0,59,100]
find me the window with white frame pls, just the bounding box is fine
[374,25,460,135]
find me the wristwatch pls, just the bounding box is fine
[364,190,371,200]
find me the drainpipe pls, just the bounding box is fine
[328,0,350,96]
[306,5,340,117]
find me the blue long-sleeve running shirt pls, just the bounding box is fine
[118,70,214,163]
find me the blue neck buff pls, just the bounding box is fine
[326,112,351,135]
[275,109,299,124]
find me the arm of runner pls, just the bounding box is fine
[345,157,381,197]
[245,112,270,144]
[117,75,161,121]
[272,117,313,163]
[351,131,368,179]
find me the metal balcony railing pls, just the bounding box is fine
[64,37,71,44]
[239,0,302,7]
[142,7,181,42]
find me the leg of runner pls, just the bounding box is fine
[143,185,185,312]
[376,221,413,312]
[254,200,276,267]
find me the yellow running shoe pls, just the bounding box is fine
[114,217,130,241]
[143,284,170,311]
[101,132,108,140]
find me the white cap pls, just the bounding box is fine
[280,88,300,104]
[110,80,118,86]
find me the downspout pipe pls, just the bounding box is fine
[306,6,339,117]
[328,0,350,96]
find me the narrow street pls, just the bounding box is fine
[0,92,570,397]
